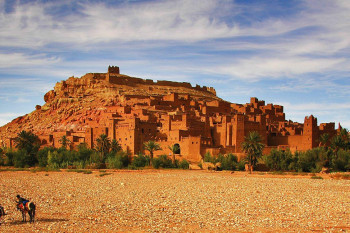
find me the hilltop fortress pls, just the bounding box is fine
[0,66,340,162]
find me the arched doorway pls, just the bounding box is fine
[174,143,180,154]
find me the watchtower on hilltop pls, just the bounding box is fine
[108,66,120,74]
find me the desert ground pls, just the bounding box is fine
[0,170,349,232]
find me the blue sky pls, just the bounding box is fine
[0,0,350,128]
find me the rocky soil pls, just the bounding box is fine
[0,170,349,232]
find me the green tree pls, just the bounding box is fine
[144,140,162,165]
[241,131,265,173]
[319,133,330,148]
[331,135,345,159]
[37,147,55,167]
[111,139,122,153]
[14,130,40,155]
[59,136,71,150]
[77,143,93,162]
[339,128,350,150]
[95,134,111,162]
[168,144,180,164]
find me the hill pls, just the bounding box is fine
[0,66,339,162]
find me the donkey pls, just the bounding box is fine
[17,202,36,223]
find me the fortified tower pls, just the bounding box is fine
[108,66,120,74]
[303,115,318,150]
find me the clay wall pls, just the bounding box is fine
[268,135,304,152]
[201,147,221,157]
[231,114,245,153]
[244,121,267,145]
[180,136,201,162]
[38,135,54,147]
[319,122,335,131]
[115,120,136,154]
[108,75,146,86]
[156,80,192,89]
[200,137,212,147]
[162,93,179,102]
[134,120,158,154]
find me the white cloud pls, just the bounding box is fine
[0,77,54,94]
[280,101,350,128]
[0,53,60,68]
[0,0,239,48]
[282,102,350,112]
[213,57,345,80]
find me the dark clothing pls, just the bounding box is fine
[0,205,5,216]
[17,197,29,206]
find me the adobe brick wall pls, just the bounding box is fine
[1,67,340,163]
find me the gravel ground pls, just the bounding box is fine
[0,170,349,232]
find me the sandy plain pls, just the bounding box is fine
[0,170,349,232]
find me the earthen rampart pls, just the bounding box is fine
[0,66,342,163]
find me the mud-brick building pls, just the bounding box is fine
[0,66,341,163]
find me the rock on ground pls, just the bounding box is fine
[0,170,349,232]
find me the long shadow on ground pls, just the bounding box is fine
[7,218,68,225]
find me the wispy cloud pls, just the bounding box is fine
[0,0,349,129]
[0,53,60,68]
[213,57,346,81]
[0,0,239,48]
[280,101,350,128]
[0,78,54,94]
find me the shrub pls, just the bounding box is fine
[198,162,202,169]
[204,152,217,163]
[89,151,104,166]
[217,153,238,171]
[106,150,129,169]
[331,149,350,171]
[297,150,319,172]
[237,160,246,171]
[178,159,190,169]
[152,155,173,169]
[106,156,123,169]
[72,161,85,169]
[99,172,112,177]
[264,149,294,171]
[132,153,150,167]
[13,150,34,168]
[77,143,94,162]
[311,176,323,179]
[37,147,55,167]
[48,151,63,168]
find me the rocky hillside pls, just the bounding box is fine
[0,68,220,141]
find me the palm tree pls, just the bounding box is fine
[14,130,40,155]
[95,134,111,160]
[59,135,71,150]
[241,131,265,173]
[111,139,122,153]
[331,135,345,159]
[168,144,180,164]
[339,128,349,150]
[144,140,162,165]
[319,133,330,148]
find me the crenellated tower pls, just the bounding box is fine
[303,115,318,150]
